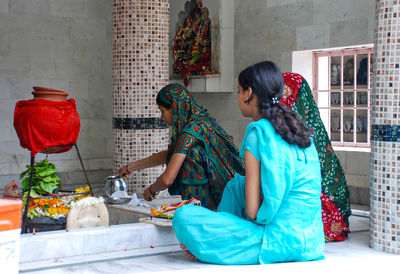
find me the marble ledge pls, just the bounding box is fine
[19,245,182,273]
[19,222,179,263]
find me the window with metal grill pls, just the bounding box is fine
[313,46,373,148]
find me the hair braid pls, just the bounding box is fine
[239,61,314,148]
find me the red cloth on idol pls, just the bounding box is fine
[14,99,80,156]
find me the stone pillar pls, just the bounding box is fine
[370,0,400,254]
[112,0,169,195]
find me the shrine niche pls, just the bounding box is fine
[172,0,213,86]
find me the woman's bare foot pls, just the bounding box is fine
[180,244,198,261]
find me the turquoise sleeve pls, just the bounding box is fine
[242,128,260,161]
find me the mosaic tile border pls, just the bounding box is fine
[113,117,168,130]
[372,124,400,142]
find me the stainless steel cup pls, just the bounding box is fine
[104,175,127,197]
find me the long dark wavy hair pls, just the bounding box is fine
[238,61,314,148]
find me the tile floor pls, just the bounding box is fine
[20,213,400,274]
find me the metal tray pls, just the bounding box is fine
[105,197,131,204]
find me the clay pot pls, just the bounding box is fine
[31,87,74,153]
[14,88,80,156]
[32,86,69,102]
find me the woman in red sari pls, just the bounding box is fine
[280,72,351,242]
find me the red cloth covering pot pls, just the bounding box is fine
[14,99,80,157]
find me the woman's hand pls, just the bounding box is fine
[115,163,134,178]
[144,153,187,201]
[143,185,158,201]
[115,150,169,178]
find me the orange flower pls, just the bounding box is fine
[151,208,160,217]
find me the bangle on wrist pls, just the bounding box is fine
[149,185,158,196]
[125,165,130,174]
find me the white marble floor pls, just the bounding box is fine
[21,215,399,274]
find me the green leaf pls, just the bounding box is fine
[28,208,39,219]
[37,167,56,177]
[22,177,31,192]
[28,189,40,198]
[20,169,29,179]
[44,176,61,187]
[40,181,58,194]
[42,176,53,183]
[32,184,47,194]
[20,159,62,195]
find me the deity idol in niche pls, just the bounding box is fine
[172,0,212,86]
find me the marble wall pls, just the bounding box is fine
[336,150,371,205]
[0,0,113,192]
[194,0,376,147]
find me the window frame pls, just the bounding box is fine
[312,46,373,148]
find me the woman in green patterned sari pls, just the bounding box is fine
[281,72,351,241]
[117,83,245,209]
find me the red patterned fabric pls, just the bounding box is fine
[14,99,80,156]
[281,72,303,108]
[321,192,350,242]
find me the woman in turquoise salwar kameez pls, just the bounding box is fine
[173,61,325,265]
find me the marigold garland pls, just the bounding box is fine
[27,185,91,219]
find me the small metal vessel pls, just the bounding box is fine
[105,196,131,204]
[104,175,128,198]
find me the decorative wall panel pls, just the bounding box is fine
[112,0,169,195]
[370,0,400,254]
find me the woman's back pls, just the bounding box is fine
[242,119,324,263]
